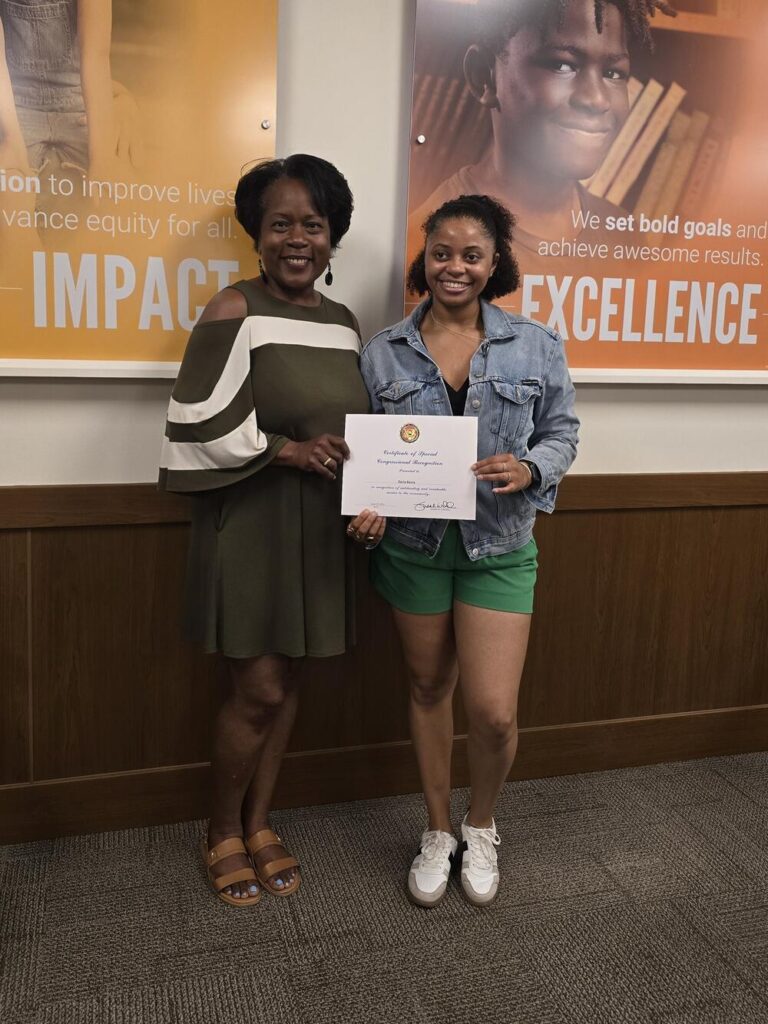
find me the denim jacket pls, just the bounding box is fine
[359,299,579,560]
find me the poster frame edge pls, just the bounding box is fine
[570,368,768,385]
[0,360,180,379]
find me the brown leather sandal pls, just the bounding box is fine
[245,828,301,897]
[200,837,262,907]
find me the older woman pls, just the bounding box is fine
[360,194,578,906]
[160,154,384,907]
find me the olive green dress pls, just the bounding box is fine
[159,279,370,658]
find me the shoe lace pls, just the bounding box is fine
[420,830,454,866]
[465,824,500,871]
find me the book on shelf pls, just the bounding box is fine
[653,109,710,218]
[431,75,463,147]
[627,75,644,110]
[677,118,726,220]
[720,0,764,21]
[581,77,643,190]
[412,72,434,128]
[606,81,687,206]
[587,77,663,198]
[633,110,690,218]
[435,82,478,168]
[417,73,444,145]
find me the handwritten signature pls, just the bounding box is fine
[414,500,456,512]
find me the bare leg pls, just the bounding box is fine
[206,654,294,900]
[241,672,301,892]
[453,601,531,827]
[392,608,458,833]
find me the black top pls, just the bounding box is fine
[445,379,469,416]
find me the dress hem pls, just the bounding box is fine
[204,645,350,660]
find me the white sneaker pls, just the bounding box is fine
[460,814,501,906]
[407,829,458,907]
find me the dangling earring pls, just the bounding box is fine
[259,257,267,282]
[324,263,333,287]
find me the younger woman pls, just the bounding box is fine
[360,194,579,906]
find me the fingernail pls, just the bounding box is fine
[275,879,284,888]
[249,884,259,894]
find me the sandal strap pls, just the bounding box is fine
[206,836,248,865]
[246,829,283,855]
[259,855,299,881]
[213,866,258,893]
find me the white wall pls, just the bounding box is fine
[1,0,765,486]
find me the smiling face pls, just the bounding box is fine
[424,216,499,310]
[257,177,331,303]
[488,0,630,182]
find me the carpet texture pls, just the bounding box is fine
[3,753,768,1023]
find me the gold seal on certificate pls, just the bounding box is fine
[341,414,478,520]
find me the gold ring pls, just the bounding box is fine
[322,456,333,467]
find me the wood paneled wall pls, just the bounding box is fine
[2,473,767,842]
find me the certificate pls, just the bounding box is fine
[341,414,477,519]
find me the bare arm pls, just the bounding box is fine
[77,0,117,175]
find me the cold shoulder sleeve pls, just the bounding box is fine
[158,317,289,493]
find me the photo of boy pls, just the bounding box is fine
[408,0,677,279]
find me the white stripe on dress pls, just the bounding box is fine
[160,411,268,471]
[167,316,360,426]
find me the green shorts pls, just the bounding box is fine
[370,522,538,615]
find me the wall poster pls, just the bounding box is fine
[407,0,768,382]
[0,0,276,375]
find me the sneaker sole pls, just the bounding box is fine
[461,883,498,906]
[460,870,499,906]
[407,876,448,907]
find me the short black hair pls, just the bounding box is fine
[235,154,353,250]
[407,194,521,301]
[474,0,676,54]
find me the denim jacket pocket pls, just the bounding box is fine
[490,379,542,450]
[376,379,428,415]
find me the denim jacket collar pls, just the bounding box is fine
[383,298,518,346]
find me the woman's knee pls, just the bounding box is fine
[410,671,456,708]
[236,682,289,727]
[229,659,293,726]
[469,708,518,748]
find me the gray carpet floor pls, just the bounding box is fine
[3,753,768,1024]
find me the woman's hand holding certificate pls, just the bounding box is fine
[341,414,478,520]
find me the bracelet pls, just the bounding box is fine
[520,461,534,488]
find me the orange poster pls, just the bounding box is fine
[407,0,768,382]
[0,0,277,374]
